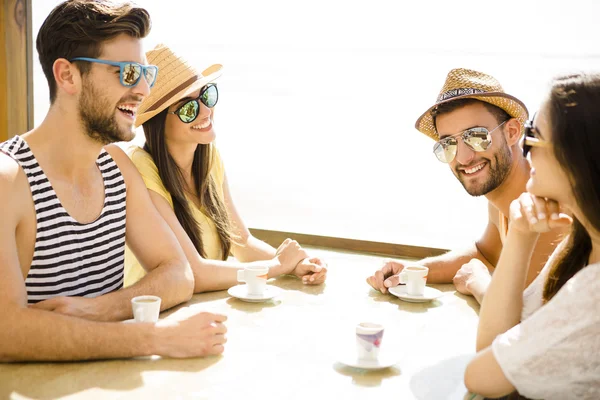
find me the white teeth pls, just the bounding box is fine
[464,164,485,174]
[192,119,211,130]
[117,105,138,114]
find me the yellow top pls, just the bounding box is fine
[124,145,226,287]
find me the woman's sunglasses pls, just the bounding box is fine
[433,120,507,163]
[522,113,550,157]
[70,57,158,88]
[169,84,218,123]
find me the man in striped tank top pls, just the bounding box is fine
[0,0,227,361]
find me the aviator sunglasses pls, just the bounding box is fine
[169,84,219,123]
[70,57,159,88]
[522,113,550,157]
[433,120,507,163]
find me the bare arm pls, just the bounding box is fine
[464,348,515,397]
[222,172,303,264]
[367,205,500,294]
[476,193,571,351]
[141,171,315,293]
[420,240,495,283]
[477,226,538,351]
[0,154,225,361]
[147,190,308,292]
[451,204,565,304]
[92,145,194,318]
[222,171,326,284]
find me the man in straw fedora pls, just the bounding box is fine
[123,43,326,293]
[367,68,567,304]
[0,0,226,362]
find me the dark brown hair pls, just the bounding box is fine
[36,0,151,103]
[143,110,235,260]
[543,73,600,301]
[431,98,511,132]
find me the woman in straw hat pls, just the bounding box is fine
[464,73,600,398]
[124,44,327,291]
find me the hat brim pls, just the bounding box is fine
[134,65,223,128]
[414,92,529,140]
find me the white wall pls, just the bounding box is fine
[33,0,600,249]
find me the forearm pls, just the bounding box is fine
[477,228,539,351]
[232,235,276,262]
[98,259,193,321]
[190,256,282,293]
[420,244,489,283]
[0,307,156,362]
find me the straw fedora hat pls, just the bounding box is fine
[414,68,529,140]
[135,43,223,127]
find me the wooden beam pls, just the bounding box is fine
[249,228,448,259]
[1,0,32,142]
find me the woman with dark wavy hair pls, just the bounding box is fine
[465,73,600,398]
[124,44,327,293]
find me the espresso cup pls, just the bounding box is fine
[399,266,429,296]
[356,322,384,360]
[131,295,161,323]
[237,266,269,295]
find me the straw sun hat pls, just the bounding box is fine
[414,68,529,140]
[135,44,222,127]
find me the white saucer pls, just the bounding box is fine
[337,352,398,370]
[227,284,282,302]
[388,285,443,303]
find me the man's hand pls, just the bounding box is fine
[292,257,327,284]
[366,260,412,294]
[154,312,228,358]
[453,259,492,303]
[30,296,112,321]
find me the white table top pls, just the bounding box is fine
[0,248,482,400]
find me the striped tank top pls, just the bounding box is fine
[0,135,126,304]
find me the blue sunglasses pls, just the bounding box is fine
[70,57,159,88]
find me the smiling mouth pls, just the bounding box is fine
[117,104,137,118]
[191,119,211,130]
[461,162,486,175]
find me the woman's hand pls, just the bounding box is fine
[292,257,327,284]
[509,192,572,234]
[275,238,309,274]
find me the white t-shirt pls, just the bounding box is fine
[491,258,600,400]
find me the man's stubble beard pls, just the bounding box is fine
[78,80,135,145]
[456,137,513,197]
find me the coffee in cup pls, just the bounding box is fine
[131,295,161,323]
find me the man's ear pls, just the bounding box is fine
[53,58,80,97]
[504,118,522,147]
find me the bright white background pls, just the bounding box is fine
[32,0,600,249]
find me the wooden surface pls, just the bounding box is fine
[0,0,31,142]
[250,228,448,259]
[0,248,481,400]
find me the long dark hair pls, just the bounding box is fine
[543,73,600,301]
[142,109,234,260]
